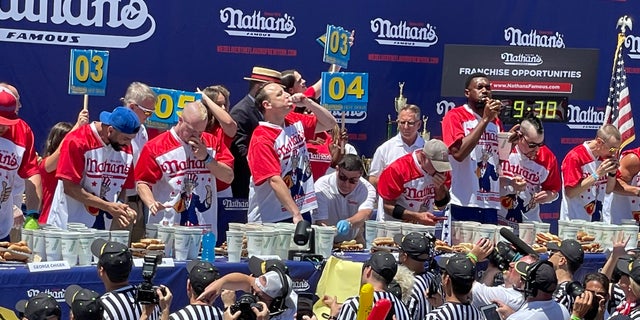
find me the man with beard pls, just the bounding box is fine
[498,115,561,227]
[47,106,139,230]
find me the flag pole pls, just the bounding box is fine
[603,15,632,127]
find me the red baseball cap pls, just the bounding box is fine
[0,87,19,126]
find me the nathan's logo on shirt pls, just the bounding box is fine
[500,52,543,66]
[403,186,434,201]
[276,133,306,157]
[435,100,456,116]
[86,159,130,175]
[370,18,438,47]
[160,158,207,174]
[626,34,640,59]
[0,0,156,48]
[0,151,19,170]
[565,104,605,130]
[504,27,565,48]
[309,153,331,161]
[500,162,541,184]
[222,198,249,210]
[219,7,296,39]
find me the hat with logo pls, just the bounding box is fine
[364,251,398,284]
[243,66,283,84]
[99,106,141,135]
[15,293,62,320]
[547,239,584,265]
[186,260,220,295]
[437,253,476,282]
[64,285,103,320]
[394,232,432,261]
[514,260,558,293]
[248,256,289,276]
[616,258,640,284]
[423,139,451,173]
[0,86,19,126]
[91,238,133,281]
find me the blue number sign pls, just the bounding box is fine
[320,72,368,112]
[323,25,350,69]
[68,49,109,96]
[145,87,201,130]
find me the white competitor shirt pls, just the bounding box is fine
[603,148,640,224]
[377,151,441,221]
[247,112,318,222]
[312,174,376,242]
[135,128,233,236]
[560,142,606,221]
[498,145,561,226]
[48,123,135,229]
[442,104,503,209]
[369,133,424,221]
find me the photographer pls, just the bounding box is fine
[169,261,225,320]
[91,239,162,320]
[548,239,585,313]
[570,273,610,320]
[199,258,295,320]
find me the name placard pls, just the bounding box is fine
[28,261,70,272]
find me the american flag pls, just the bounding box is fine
[605,33,635,149]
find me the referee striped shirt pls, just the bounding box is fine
[425,301,483,320]
[608,283,626,315]
[100,285,160,320]
[169,304,225,320]
[337,291,411,320]
[406,271,441,320]
[552,281,574,312]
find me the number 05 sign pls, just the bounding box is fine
[321,72,368,112]
[68,49,109,96]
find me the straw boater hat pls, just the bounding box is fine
[243,67,283,84]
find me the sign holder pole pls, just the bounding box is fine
[83,94,89,111]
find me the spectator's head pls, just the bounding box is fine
[255,82,293,119]
[582,272,610,319]
[244,67,283,94]
[15,293,62,320]
[517,115,545,159]
[335,154,364,195]
[99,106,140,151]
[91,239,133,285]
[421,139,452,175]
[504,254,539,289]
[616,258,640,300]
[43,122,73,157]
[186,260,220,297]
[595,124,621,159]
[362,251,398,287]
[515,260,557,300]
[248,257,296,316]
[396,104,421,144]
[175,101,208,143]
[464,72,491,108]
[122,81,157,122]
[0,85,20,134]
[438,254,476,298]
[281,69,307,95]
[547,239,584,275]
[64,285,103,320]
[394,232,433,265]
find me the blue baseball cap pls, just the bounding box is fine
[99,106,140,134]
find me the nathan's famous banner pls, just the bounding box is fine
[3,0,640,223]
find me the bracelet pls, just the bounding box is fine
[467,252,478,263]
[608,172,616,178]
[203,153,213,165]
[392,205,405,219]
[591,172,599,181]
[24,209,40,218]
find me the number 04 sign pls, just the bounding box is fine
[321,72,368,112]
[68,49,109,96]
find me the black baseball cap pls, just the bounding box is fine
[64,285,103,320]
[364,251,398,284]
[394,232,431,261]
[547,239,584,265]
[616,258,640,284]
[248,256,288,276]
[437,253,476,282]
[187,260,220,295]
[91,238,133,281]
[515,260,558,293]
[15,293,62,320]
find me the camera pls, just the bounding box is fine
[136,254,164,305]
[566,281,600,320]
[489,242,520,271]
[229,294,263,320]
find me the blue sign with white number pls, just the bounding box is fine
[321,72,368,112]
[145,87,201,129]
[68,49,109,96]
[323,25,350,69]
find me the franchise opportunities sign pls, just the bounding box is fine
[440,45,599,100]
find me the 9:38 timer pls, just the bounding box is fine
[495,95,569,124]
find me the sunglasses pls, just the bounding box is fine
[521,134,544,148]
[398,121,418,127]
[337,170,360,184]
[135,103,154,116]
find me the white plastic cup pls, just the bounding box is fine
[228,223,245,232]
[31,229,46,260]
[44,230,63,261]
[475,224,496,242]
[460,223,477,244]
[561,226,580,241]
[21,228,33,249]
[157,225,175,258]
[246,230,264,257]
[451,221,464,245]
[518,223,535,246]
[601,224,618,246]
[173,227,192,261]
[146,224,159,238]
[557,220,571,238]
[365,221,379,249]
[262,228,277,256]
[376,223,388,239]
[110,230,130,247]
[533,222,551,235]
[412,224,436,237]
[77,231,95,266]
[275,229,293,260]
[385,222,402,238]
[314,226,337,259]
[497,132,513,161]
[187,228,203,260]
[60,232,80,266]
[226,230,244,262]
[620,225,639,250]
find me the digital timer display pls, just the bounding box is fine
[495,95,569,124]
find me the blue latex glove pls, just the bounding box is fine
[336,220,351,235]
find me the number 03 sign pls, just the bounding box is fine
[323,25,351,69]
[321,72,368,112]
[68,49,109,96]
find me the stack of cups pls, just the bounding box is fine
[187,228,203,260]
[76,230,95,266]
[314,226,336,259]
[157,225,175,258]
[460,222,479,244]
[60,232,81,266]
[385,222,402,238]
[451,221,464,245]
[518,223,535,246]
[475,224,496,243]
[44,230,63,261]
[110,230,130,247]
[557,220,571,238]
[570,219,588,232]
[173,227,192,261]
[262,227,277,256]
[245,230,264,257]
[21,228,33,249]
[601,224,618,247]
[146,224,159,238]
[31,229,46,260]
[226,230,244,262]
[275,227,294,260]
[560,225,581,241]
[412,224,436,237]
[364,220,379,249]
[533,222,551,235]
[376,223,388,239]
[620,224,640,250]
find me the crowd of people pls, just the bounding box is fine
[2,64,640,320]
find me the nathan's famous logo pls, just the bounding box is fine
[330,110,367,124]
[504,27,565,48]
[625,34,640,60]
[500,52,543,66]
[0,0,155,48]
[435,100,456,116]
[370,18,438,47]
[27,288,65,302]
[219,7,296,39]
[565,104,605,130]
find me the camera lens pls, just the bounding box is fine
[566,281,585,298]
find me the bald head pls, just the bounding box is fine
[183,101,208,123]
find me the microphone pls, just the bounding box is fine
[499,227,537,256]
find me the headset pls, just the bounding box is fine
[523,260,554,298]
[266,265,290,316]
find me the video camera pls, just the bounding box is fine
[229,293,263,320]
[136,254,165,305]
[489,242,522,271]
